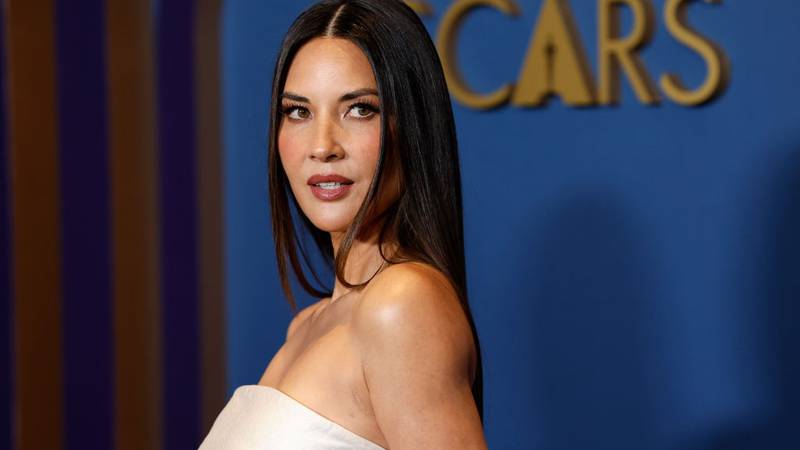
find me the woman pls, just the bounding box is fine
[200,1,486,448]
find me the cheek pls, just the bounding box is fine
[277,129,303,178]
[353,125,382,176]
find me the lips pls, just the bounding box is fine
[307,173,354,201]
[307,174,354,185]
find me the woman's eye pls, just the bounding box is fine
[349,102,379,119]
[282,105,310,120]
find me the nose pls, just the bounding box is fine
[310,115,345,162]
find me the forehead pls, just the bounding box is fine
[284,37,377,95]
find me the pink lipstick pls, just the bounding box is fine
[307,174,354,201]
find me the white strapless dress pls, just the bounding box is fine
[199,385,387,450]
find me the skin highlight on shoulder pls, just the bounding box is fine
[349,261,485,449]
[353,260,476,383]
[364,261,459,306]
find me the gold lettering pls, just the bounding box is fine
[660,0,729,106]
[512,0,595,107]
[598,0,659,105]
[436,0,520,109]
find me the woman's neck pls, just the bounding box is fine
[328,225,394,303]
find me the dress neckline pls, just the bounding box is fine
[239,384,387,450]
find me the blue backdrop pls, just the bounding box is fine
[222,1,800,449]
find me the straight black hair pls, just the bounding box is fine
[267,0,484,423]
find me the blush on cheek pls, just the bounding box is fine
[277,132,290,160]
[355,126,381,167]
[277,133,302,175]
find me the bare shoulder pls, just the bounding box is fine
[362,261,459,305]
[286,298,326,341]
[352,261,485,449]
[354,261,476,379]
[355,261,473,353]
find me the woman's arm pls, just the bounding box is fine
[353,262,487,450]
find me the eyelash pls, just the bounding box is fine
[280,101,380,121]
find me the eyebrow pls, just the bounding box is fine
[280,88,379,103]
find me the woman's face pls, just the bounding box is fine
[278,37,397,234]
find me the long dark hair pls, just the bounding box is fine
[267,0,484,423]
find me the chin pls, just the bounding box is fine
[305,214,354,233]
[292,186,367,234]
[298,201,359,233]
